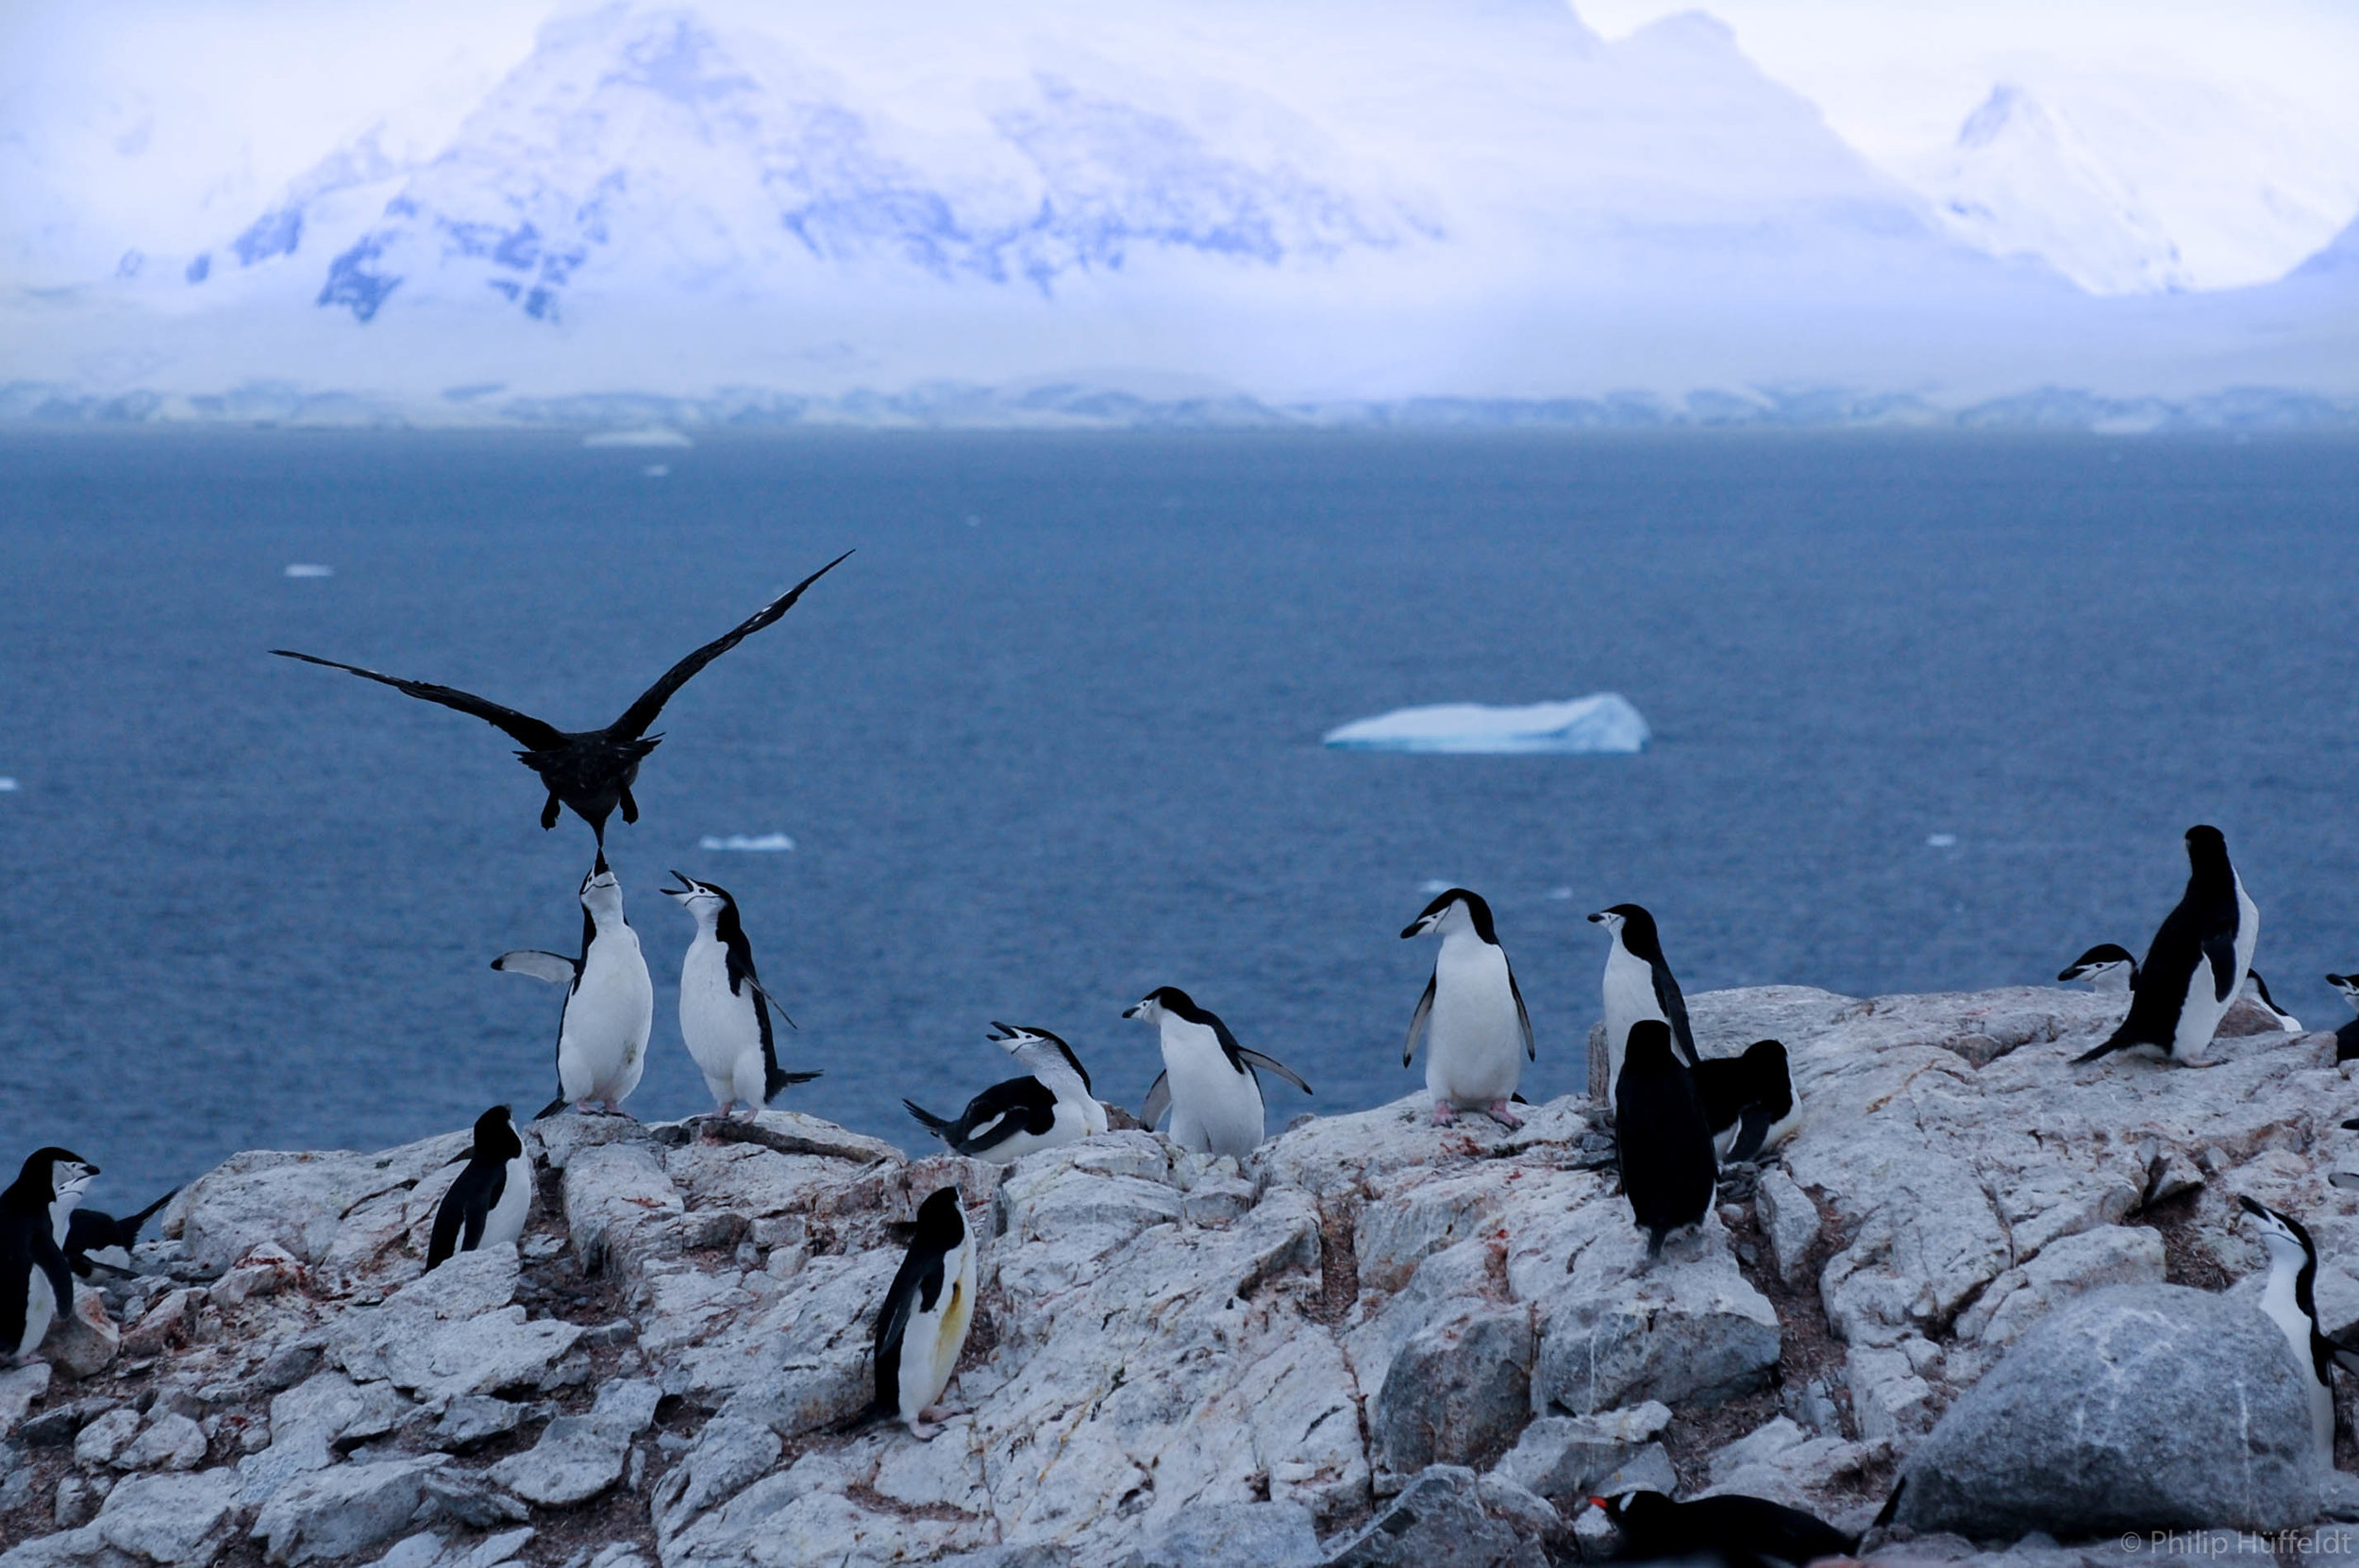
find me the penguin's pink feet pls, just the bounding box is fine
[1430,1100,1458,1126]
[1485,1100,1526,1128]
[921,1400,969,1422]
[906,1418,940,1442]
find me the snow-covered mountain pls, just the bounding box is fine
[3,0,2353,420]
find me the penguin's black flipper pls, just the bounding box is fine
[1141,1071,1171,1129]
[2202,923,2240,1004]
[1402,974,1436,1066]
[765,1067,821,1100]
[534,1094,571,1121]
[1508,964,1536,1061]
[493,950,580,985]
[745,976,796,1030]
[1237,1048,1313,1095]
[2072,1031,2129,1065]
[1727,1105,1778,1165]
[609,551,854,740]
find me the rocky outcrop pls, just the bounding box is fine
[1,985,2355,1567]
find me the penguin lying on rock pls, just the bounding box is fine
[2074,826,2257,1068]
[2325,974,2359,1062]
[64,1188,176,1278]
[2058,943,2138,993]
[1591,1488,1857,1568]
[906,1025,1106,1163]
[1692,1040,1797,1164]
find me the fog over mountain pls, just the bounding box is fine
[4,0,2355,425]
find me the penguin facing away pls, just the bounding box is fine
[1614,1020,1716,1260]
[661,873,820,1120]
[3,1148,92,1363]
[905,1024,1107,1164]
[1692,1039,1797,1164]
[2073,826,2257,1068]
[1591,1488,1858,1568]
[64,1188,178,1279]
[870,1187,977,1441]
[2057,943,2139,993]
[1589,904,1698,1105]
[272,551,851,848]
[2328,974,2359,1063]
[427,1106,534,1271]
[1400,888,1534,1128]
[1128,987,1312,1159]
[2237,1195,2347,1463]
[494,854,655,1118]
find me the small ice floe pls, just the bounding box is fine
[583,426,693,449]
[642,464,670,477]
[0,777,17,792]
[283,564,334,578]
[1417,878,1455,894]
[1927,834,1959,848]
[1546,887,1575,900]
[1324,694,1648,755]
[699,833,795,852]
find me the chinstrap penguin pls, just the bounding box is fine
[1590,904,1698,1104]
[1128,987,1311,1159]
[2237,1195,2346,1463]
[1692,1039,1797,1164]
[1614,1020,1716,1260]
[1590,1488,1857,1568]
[662,873,820,1120]
[1400,888,1534,1128]
[2073,826,2258,1068]
[427,1106,533,1271]
[274,552,850,847]
[2329,973,2359,1062]
[64,1187,178,1278]
[2242,970,2301,1034]
[3,1148,92,1364]
[869,1186,976,1440]
[905,1023,1107,1163]
[495,854,655,1117]
[2057,943,2138,993]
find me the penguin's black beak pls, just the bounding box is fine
[2236,1193,2268,1220]
[1586,911,1606,925]
[1399,918,1428,939]
[1121,1004,1143,1020]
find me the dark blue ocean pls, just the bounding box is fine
[5,430,2357,1204]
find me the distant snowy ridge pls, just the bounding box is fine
[1324,695,1649,756]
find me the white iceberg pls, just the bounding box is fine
[283,563,334,578]
[1323,694,1649,756]
[583,426,693,449]
[698,832,795,852]
[0,778,17,792]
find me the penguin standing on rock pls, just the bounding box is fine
[65,1189,178,1278]
[3,1148,92,1364]
[1127,987,1312,1159]
[2072,826,2258,1068]
[1615,1021,1716,1259]
[869,1187,977,1441]
[662,873,819,1120]
[2242,971,2302,1034]
[1399,888,1534,1128]
[494,855,655,1117]
[1590,904,1698,1104]
[2328,973,2359,1062]
[2237,1195,2350,1464]
[905,1025,1106,1164]
[427,1107,533,1271]
[2058,943,2139,993]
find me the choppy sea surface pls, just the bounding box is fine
[4,429,2356,1203]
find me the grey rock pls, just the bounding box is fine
[250,1454,452,1566]
[1320,1464,1549,1568]
[484,1379,659,1508]
[49,1286,120,1379]
[933,1549,1076,1568]
[1897,1283,2320,1536]
[89,1469,244,1565]
[75,1407,140,1468]
[431,1397,527,1451]
[412,1466,530,1530]
[53,1474,97,1529]
[1373,1306,1535,1477]
[1532,1249,1781,1414]
[250,1343,326,1395]
[1491,1402,1672,1506]
[1590,1442,1679,1500]
[0,1363,51,1435]
[1954,1225,2166,1349]
[1754,1169,1820,1286]
[651,1415,782,1539]
[21,1403,92,1449]
[117,1410,208,1472]
[1125,1499,1322,1568]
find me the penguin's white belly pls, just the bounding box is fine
[2260,1276,2334,1460]
[17,1276,57,1359]
[678,947,759,1096]
[560,935,654,1103]
[482,1154,533,1252]
[1164,1039,1263,1158]
[1426,952,1523,1108]
[900,1238,975,1418]
[1601,947,1665,1097]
